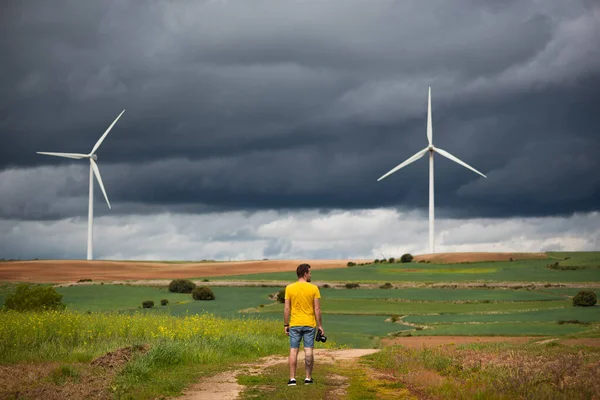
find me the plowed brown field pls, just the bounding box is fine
[413,252,547,263]
[0,259,370,283]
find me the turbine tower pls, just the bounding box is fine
[377,88,486,254]
[37,110,125,260]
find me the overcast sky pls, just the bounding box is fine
[1,0,599,260]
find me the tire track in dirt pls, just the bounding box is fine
[178,349,379,400]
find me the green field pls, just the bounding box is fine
[317,287,565,301]
[3,281,598,346]
[1,252,599,348]
[205,257,600,283]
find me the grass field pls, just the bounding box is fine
[205,257,600,283]
[2,281,599,346]
[1,252,599,398]
[0,310,292,398]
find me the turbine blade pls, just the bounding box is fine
[377,148,429,181]
[427,87,432,146]
[37,152,88,159]
[90,109,125,155]
[90,159,111,209]
[434,147,487,178]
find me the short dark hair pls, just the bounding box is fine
[296,263,311,278]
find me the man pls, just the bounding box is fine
[283,263,324,386]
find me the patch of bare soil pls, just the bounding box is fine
[558,338,600,348]
[381,336,540,348]
[0,345,150,400]
[180,349,379,400]
[90,344,150,369]
[413,252,548,264]
[0,362,112,400]
[381,336,600,349]
[0,259,369,283]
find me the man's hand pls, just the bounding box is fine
[284,326,290,336]
[318,326,324,336]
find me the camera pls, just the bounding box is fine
[315,329,327,343]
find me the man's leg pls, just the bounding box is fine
[303,327,317,382]
[288,327,302,383]
[289,347,299,380]
[304,347,314,379]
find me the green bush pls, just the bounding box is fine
[142,300,154,308]
[374,259,380,264]
[168,279,196,293]
[388,257,395,264]
[160,299,169,306]
[380,282,393,289]
[322,284,330,289]
[192,286,215,301]
[347,261,356,267]
[276,289,285,303]
[400,253,414,263]
[3,283,66,311]
[573,290,597,307]
[345,283,360,289]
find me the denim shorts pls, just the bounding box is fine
[289,326,317,349]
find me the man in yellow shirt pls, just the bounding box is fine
[284,263,324,386]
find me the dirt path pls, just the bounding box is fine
[179,349,379,400]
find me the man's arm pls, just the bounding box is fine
[284,299,291,335]
[314,297,323,334]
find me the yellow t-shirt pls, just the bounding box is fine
[285,281,321,328]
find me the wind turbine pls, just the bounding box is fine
[37,110,125,260]
[377,88,486,254]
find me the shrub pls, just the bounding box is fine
[322,284,330,289]
[347,261,356,267]
[558,320,588,325]
[391,315,401,322]
[202,278,210,282]
[345,283,360,289]
[388,257,395,264]
[168,279,196,293]
[142,300,154,308]
[192,286,215,301]
[3,283,66,311]
[276,289,286,303]
[77,278,92,282]
[573,290,597,307]
[380,282,393,289]
[374,259,380,264]
[400,253,414,263]
[160,299,169,306]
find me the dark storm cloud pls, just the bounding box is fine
[1,0,599,220]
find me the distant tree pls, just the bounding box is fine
[192,286,215,301]
[347,261,356,267]
[169,279,196,293]
[374,259,380,264]
[142,300,154,308]
[400,254,414,263]
[388,257,395,264]
[573,290,597,307]
[276,289,285,303]
[4,283,65,312]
